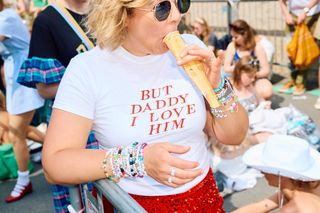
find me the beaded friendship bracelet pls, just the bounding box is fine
[211,77,239,118]
[102,151,117,182]
[102,142,147,182]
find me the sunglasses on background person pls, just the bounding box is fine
[138,0,191,22]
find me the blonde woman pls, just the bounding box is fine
[0,0,44,203]
[191,17,218,50]
[42,0,249,212]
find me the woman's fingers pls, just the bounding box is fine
[163,142,191,154]
[170,166,203,179]
[169,155,199,169]
[163,167,203,187]
[143,142,203,187]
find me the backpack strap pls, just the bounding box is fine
[51,2,94,50]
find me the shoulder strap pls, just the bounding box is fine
[51,2,94,50]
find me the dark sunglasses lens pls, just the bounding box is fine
[155,1,171,21]
[177,0,190,14]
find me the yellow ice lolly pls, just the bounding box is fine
[163,31,220,108]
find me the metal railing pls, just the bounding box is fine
[69,180,146,213]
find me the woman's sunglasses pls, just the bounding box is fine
[139,0,191,22]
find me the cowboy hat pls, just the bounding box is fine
[242,134,320,181]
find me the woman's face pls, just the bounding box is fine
[124,0,182,56]
[192,22,203,36]
[240,71,255,87]
[231,30,245,47]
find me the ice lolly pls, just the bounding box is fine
[163,31,220,108]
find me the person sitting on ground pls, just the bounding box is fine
[224,19,273,100]
[233,134,320,213]
[191,17,218,51]
[42,0,249,212]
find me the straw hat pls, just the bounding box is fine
[242,134,320,181]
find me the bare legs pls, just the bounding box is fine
[8,110,35,172]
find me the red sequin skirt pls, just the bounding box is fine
[99,168,224,212]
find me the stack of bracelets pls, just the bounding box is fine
[102,142,147,182]
[211,77,239,118]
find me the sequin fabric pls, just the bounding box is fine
[98,168,225,212]
[130,169,225,212]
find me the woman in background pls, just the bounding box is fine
[0,0,44,202]
[224,19,273,100]
[191,17,218,51]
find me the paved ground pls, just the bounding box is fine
[0,77,319,213]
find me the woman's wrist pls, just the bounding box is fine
[211,78,239,118]
[213,76,225,93]
[101,142,148,182]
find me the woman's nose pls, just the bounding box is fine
[168,0,181,23]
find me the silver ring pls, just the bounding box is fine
[168,176,173,183]
[170,167,176,177]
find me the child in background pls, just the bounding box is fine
[233,134,320,212]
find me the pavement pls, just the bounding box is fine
[0,76,319,213]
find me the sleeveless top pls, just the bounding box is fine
[233,50,256,63]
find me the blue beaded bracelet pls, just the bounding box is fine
[213,77,226,93]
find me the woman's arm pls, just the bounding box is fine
[42,109,105,184]
[223,42,236,74]
[255,43,270,79]
[43,109,203,186]
[232,193,279,213]
[279,0,294,25]
[297,0,320,24]
[36,83,59,99]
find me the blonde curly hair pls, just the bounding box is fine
[86,0,149,50]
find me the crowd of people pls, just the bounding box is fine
[1,0,320,212]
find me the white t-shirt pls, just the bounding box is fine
[54,34,211,196]
[289,0,320,16]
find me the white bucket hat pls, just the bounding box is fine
[242,134,320,181]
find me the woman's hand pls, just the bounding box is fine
[285,13,294,25]
[297,12,307,24]
[143,142,203,188]
[177,45,224,89]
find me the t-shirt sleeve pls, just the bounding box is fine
[28,17,58,58]
[53,56,95,120]
[0,13,14,38]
